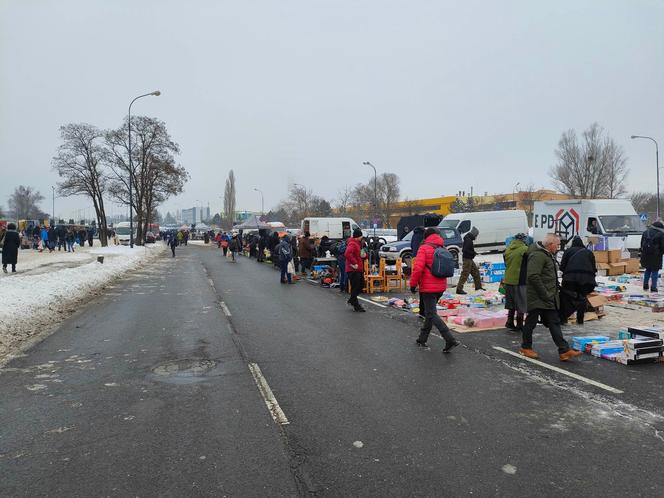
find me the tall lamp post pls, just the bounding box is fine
[631,135,660,219]
[362,161,378,269]
[128,90,161,248]
[254,188,264,217]
[51,186,55,226]
[513,182,520,204]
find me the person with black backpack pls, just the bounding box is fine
[276,234,295,284]
[640,220,664,292]
[410,227,460,352]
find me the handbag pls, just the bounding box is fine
[287,260,295,274]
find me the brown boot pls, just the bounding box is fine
[559,349,583,361]
[518,348,539,359]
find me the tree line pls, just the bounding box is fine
[50,118,188,246]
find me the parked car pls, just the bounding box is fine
[378,227,463,269]
[145,231,156,244]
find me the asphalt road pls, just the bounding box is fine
[2,244,664,496]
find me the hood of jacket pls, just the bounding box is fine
[423,233,444,247]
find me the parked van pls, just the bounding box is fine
[301,217,361,240]
[115,222,136,245]
[439,210,528,252]
[532,199,645,254]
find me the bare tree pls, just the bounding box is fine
[52,123,109,245]
[349,173,401,227]
[105,116,182,244]
[549,123,628,198]
[334,186,354,216]
[377,172,401,227]
[630,191,657,220]
[223,170,236,229]
[8,186,46,221]
[519,183,545,225]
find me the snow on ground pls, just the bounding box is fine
[0,243,166,361]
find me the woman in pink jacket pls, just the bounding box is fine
[409,228,460,352]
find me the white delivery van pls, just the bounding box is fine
[301,217,361,240]
[532,199,645,254]
[115,221,136,245]
[439,210,528,252]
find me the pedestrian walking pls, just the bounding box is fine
[503,233,529,331]
[66,229,75,252]
[519,233,582,361]
[456,227,484,295]
[229,234,239,262]
[410,226,426,319]
[334,237,348,292]
[221,232,230,257]
[559,236,596,325]
[410,228,461,352]
[168,233,178,257]
[345,228,367,312]
[40,225,49,252]
[275,234,295,284]
[2,223,21,273]
[87,227,94,247]
[640,220,664,293]
[257,233,267,262]
[298,231,314,276]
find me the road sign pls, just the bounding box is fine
[640,213,649,222]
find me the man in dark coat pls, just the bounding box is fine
[559,236,597,324]
[456,227,483,294]
[2,223,21,273]
[640,220,664,292]
[519,233,582,362]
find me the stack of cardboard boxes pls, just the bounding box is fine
[594,249,640,277]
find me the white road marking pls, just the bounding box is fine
[492,346,624,394]
[219,301,231,317]
[247,363,290,425]
[358,296,387,308]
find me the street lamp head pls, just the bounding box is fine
[362,161,369,165]
[152,90,161,96]
[631,135,637,139]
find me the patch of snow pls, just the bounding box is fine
[0,243,165,360]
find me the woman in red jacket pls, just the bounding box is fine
[345,228,367,312]
[410,228,460,352]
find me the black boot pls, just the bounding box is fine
[505,310,517,331]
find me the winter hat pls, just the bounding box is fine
[469,226,479,238]
[514,233,528,242]
[352,228,363,238]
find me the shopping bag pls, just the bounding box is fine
[287,260,295,274]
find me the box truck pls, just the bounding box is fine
[532,199,645,254]
[301,217,361,240]
[439,210,528,252]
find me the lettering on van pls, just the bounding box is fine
[533,208,580,239]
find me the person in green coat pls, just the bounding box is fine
[503,233,529,331]
[519,233,582,362]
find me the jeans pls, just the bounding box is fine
[348,271,363,306]
[417,293,456,345]
[280,260,292,283]
[67,241,74,252]
[457,258,482,291]
[521,308,570,353]
[338,262,347,290]
[644,269,659,290]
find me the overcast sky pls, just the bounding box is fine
[1,0,663,221]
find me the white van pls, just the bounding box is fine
[439,210,528,252]
[301,217,361,240]
[115,221,136,245]
[532,199,645,253]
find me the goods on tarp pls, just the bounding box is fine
[571,336,610,352]
[573,326,664,365]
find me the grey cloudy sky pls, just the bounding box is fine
[1,0,663,221]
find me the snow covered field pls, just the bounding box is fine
[0,243,166,361]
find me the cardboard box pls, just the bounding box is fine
[597,269,608,276]
[608,249,623,263]
[587,294,608,308]
[608,263,626,276]
[594,251,609,263]
[623,259,640,274]
[596,262,611,271]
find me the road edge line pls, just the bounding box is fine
[358,296,387,308]
[219,301,232,317]
[492,346,624,394]
[248,362,290,425]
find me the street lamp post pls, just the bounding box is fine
[362,161,378,269]
[128,90,161,248]
[513,182,520,204]
[631,135,660,219]
[254,188,264,216]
